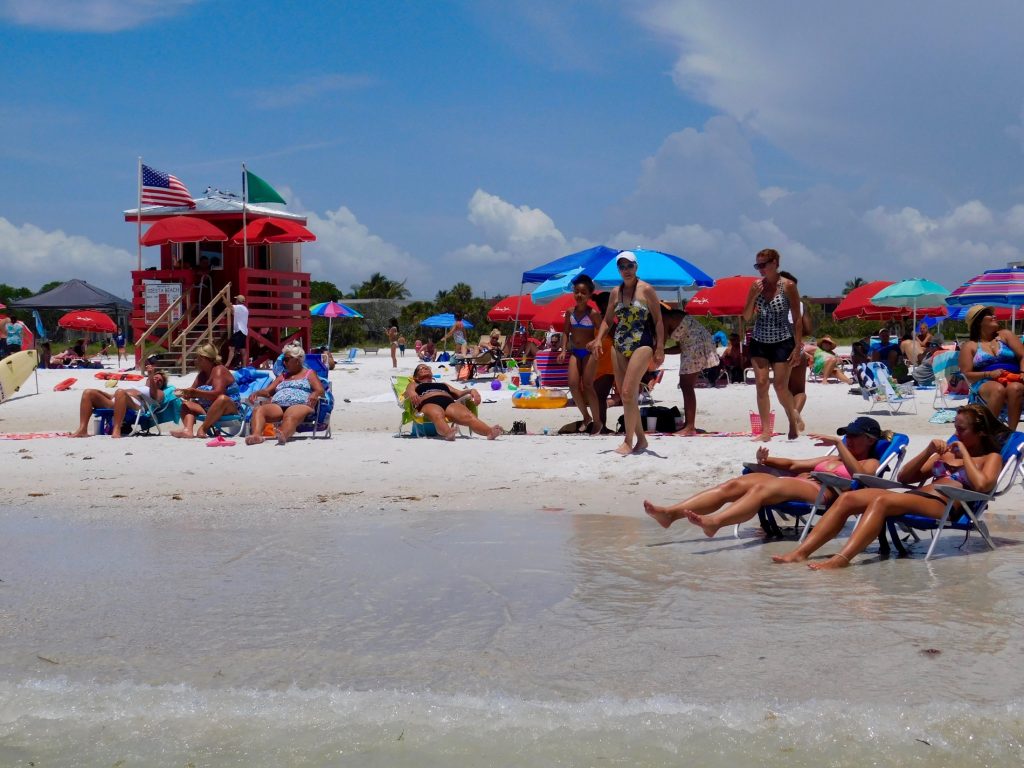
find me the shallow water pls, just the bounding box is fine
[2,507,1023,766]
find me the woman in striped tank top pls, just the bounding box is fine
[742,248,804,442]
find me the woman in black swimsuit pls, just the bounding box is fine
[773,405,1007,569]
[404,364,503,440]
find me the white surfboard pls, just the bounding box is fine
[0,349,38,404]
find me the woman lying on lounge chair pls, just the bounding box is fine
[772,405,1007,569]
[70,368,170,438]
[404,363,503,440]
[643,417,885,534]
[246,343,325,445]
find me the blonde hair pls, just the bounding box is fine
[195,343,221,363]
[282,343,305,359]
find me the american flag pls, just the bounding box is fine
[140,163,195,208]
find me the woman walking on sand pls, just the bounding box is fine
[588,251,664,455]
[742,249,803,441]
[559,274,603,434]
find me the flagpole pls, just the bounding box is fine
[242,162,248,270]
[136,157,143,271]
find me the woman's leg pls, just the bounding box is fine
[582,353,602,433]
[822,357,852,385]
[751,356,773,442]
[594,374,614,433]
[420,403,457,440]
[1005,381,1024,430]
[70,389,115,437]
[247,403,284,444]
[275,404,314,444]
[772,489,884,563]
[644,473,766,527]
[195,395,239,438]
[789,363,807,414]
[110,389,142,438]
[678,477,824,537]
[391,344,398,368]
[567,355,590,429]
[771,360,802,439]
[171,401,203,438]
[676,372,698,435]
[615,347,655,455]
[978,381,1007,424]
[446,402,502,439]
[810,491,949,570]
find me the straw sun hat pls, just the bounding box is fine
[965,304,994,333]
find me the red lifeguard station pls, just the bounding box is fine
[125,193,315,371]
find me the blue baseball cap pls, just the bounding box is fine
[837,416,882,439]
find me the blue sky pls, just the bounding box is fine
[3,0,1024,300]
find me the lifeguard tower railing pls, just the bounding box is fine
[237,267,311,359]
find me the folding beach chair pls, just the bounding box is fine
[391,374,479,438]
[739,433,910,540]
[93,388,181,436]
[863,362,918,416]
[931,350,968,411]
[533,350,570,388]
[198,367,272,437]
[856,432,1024,560]
[340,348,358,364]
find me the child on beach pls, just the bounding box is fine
[558,274,603,434]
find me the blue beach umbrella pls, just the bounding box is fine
[530,267,585,305]
[522,245,713,290]
[420,313,474,329]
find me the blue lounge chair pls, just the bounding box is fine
[741,433,910,540]
[340,348,358,364]
[874,431,1024,559]
[94,387,181,436]
[198,368,273,437]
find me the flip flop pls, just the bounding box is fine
[206,436,236,447]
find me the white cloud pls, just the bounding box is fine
[0,217,133,296]
[0,0,200,32]
[465,189,566,247]
[239,74,375,110]
[759,187,789,206]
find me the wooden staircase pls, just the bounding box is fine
[137,284,233,375]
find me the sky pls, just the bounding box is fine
[3,0,1024,301]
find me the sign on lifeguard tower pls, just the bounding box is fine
[144,283,183,323]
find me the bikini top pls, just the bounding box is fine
[415,382,451,396]
[812,459,853,481]
[568,309,595,328]
[931,459,971,489]
[973,339,1017,371]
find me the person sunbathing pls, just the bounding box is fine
[171,343,240,439]
[404,363,502,440]
[959,304,1024,430]
[772,405,1007,569]
[70,368,170,438]
[246,344,325,445]
[807,336,852,384]
[643,417,885,534]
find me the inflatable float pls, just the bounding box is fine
[511,387,569,409]
[53,377,77,392]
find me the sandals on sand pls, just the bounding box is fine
[206,436,236,447]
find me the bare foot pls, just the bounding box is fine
[675,427,697,436]
[170,429,195,439]
[614,442,633,456]
[788,425,798,440]
[274,427,288,445]
[632,438,649,454]
[69,431,90,438]
[808,553,850,570]
[588,422,604,436]
[644,499,675,529]
[245,435,264,445]
[442,427,457,441]
[771,550,808,564]
[487,425,503,440]
[795,414,805,433]
[577,420,593,434]
[681,509,719,537]
[751,432,772,443]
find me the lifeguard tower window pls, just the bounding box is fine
[253,245,270,270]
[178,242,223,270]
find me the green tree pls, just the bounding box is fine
[842,277,867,295]
[349,272,410,300]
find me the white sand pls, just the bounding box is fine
[1,350,1019,521]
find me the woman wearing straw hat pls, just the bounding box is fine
[959,304,1024,430]
[807,336,852,385]
[171,343,240,439]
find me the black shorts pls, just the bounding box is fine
[749,337,795,364]
[231,331,247,349]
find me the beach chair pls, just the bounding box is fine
[198,367,272,437]
[859,432,1024,560]
[450,349,502,381]
[533,350,570,389]
[340,348,358,364]
[931,350,968,411]
[294,354,334,438]
[862,362,918,416]
[93,388,181,436]
[740,433,910,540]
[391,375,479,438]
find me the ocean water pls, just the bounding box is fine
[1,507,1023,766]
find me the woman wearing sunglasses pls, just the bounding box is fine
[742,248,804,441]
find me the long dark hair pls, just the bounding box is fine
[958,404,1011,453]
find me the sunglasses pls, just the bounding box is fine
[617,262,637,270]
[754,261,775,270]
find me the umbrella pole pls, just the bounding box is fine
[327,317,333,352]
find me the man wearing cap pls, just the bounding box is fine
[226,295,249,369]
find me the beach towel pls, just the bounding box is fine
[0,432,71,439]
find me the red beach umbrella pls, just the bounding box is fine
[140,216,228,246]
[231,217,316,244]
[487,293,544,323]
[530,294,599,329]
[834,281,946,321]
[687,275,759,316]
[58,310,117,333]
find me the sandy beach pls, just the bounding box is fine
[2,353,1024,765]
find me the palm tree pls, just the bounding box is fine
[349,272,410,300]
[842,277,867,295]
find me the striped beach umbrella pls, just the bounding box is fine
[310,301,363,350]
[946,267,1024,331]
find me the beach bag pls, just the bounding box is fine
[616,406,679,433]
[749,410,775,434]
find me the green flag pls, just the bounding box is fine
[245,169,286,205]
